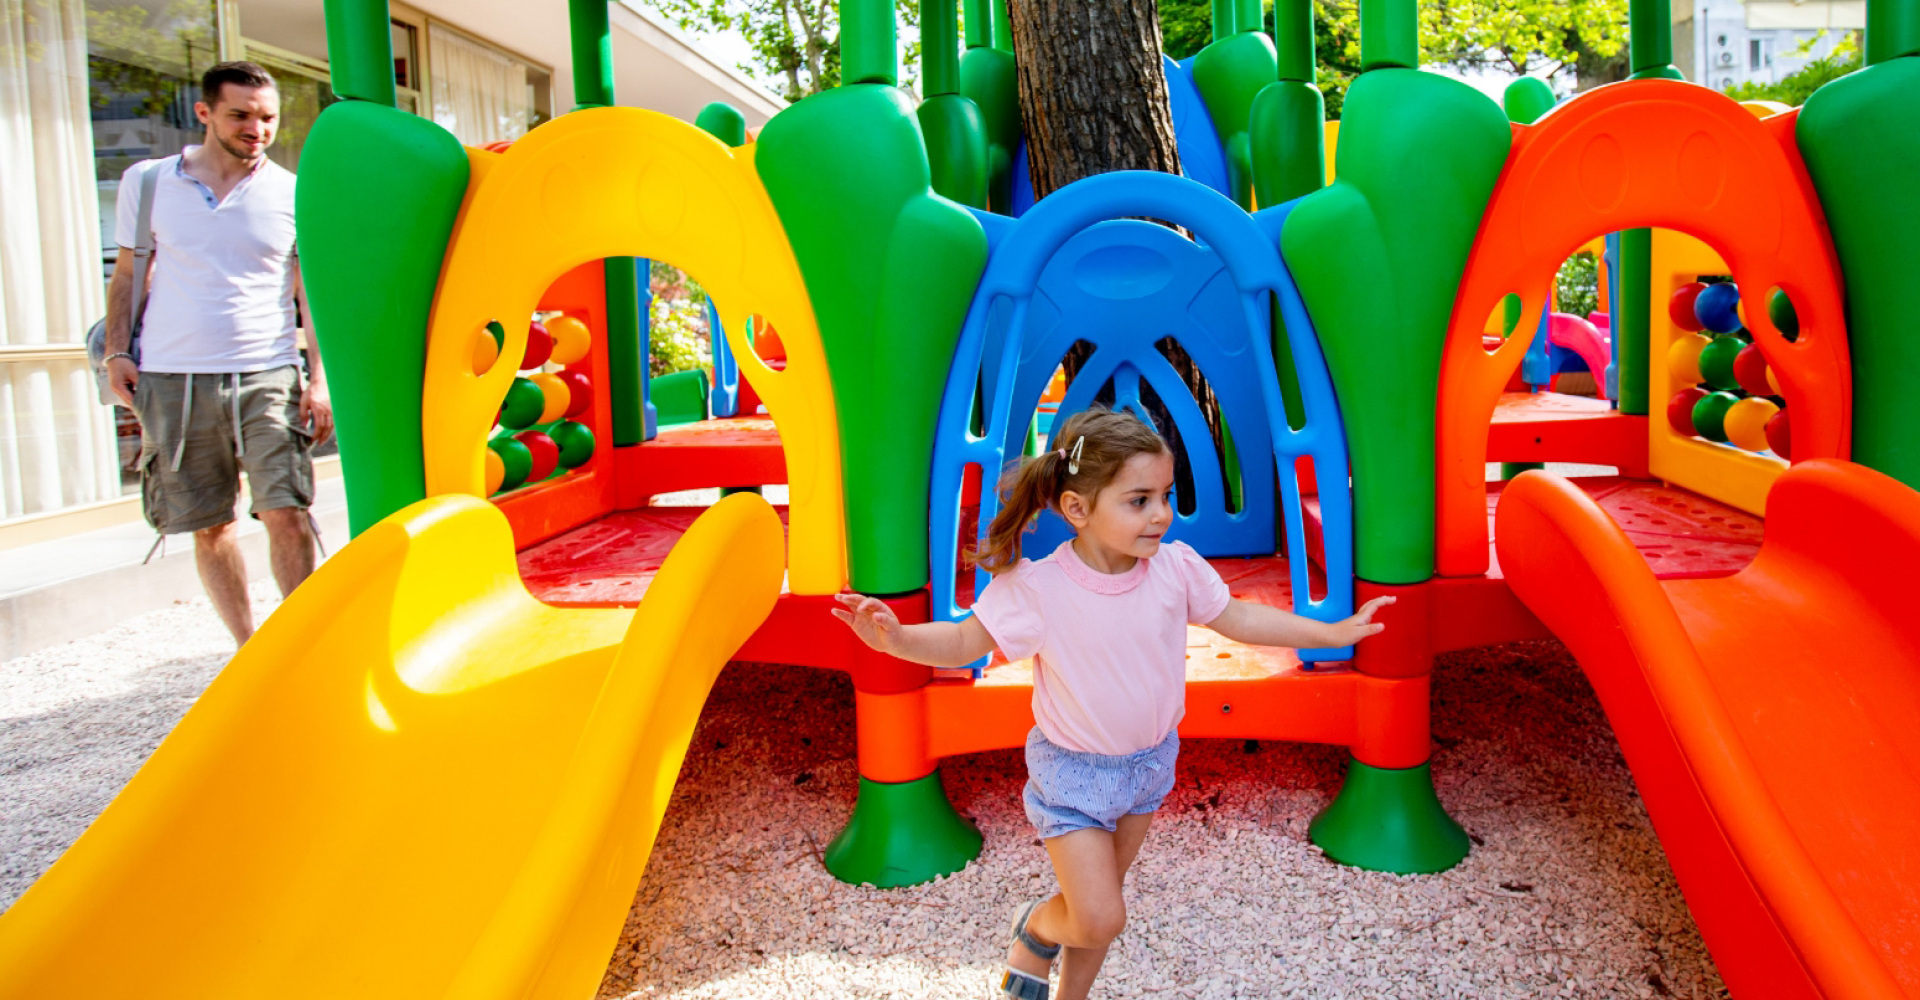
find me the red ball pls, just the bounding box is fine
[558,369,593,418]
[1765,409,1792,459]
[1667,388,1708,437]
[1732,344,1772,396]
[522,322,554,370]
[515,430,559,481]
[1669,282,1708,332]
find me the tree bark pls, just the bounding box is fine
[1007,0,1184,199]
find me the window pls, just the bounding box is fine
[392,19,421,113]
[425,21,551,146]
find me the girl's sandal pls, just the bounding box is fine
[1000,900,1061,1000]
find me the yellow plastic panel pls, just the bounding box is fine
[0,492,785,999]
[1647,229,1787,515]
[422,108,847,594]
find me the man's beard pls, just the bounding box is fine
[216,132,267,162]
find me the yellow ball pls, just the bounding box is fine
[531,372,571,424]
[1766,364,1782,396]
[1667,332,1713,385]
[484,447,506,495]
[472,324,501,375]
[1724,397,1781,453]
[546,314,592,366]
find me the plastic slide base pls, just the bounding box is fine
[824,772,983,888]
[1309,758,1470,874]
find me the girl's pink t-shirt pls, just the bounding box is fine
[972,539,1231,755]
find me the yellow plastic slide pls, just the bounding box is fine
[0,492,785,999]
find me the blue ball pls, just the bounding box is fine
[1693,282,1744,334]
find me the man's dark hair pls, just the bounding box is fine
[200,61,277,107]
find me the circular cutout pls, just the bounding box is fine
[1768,287,1800,341]
[473,322,502,376]
[484,447,506,495]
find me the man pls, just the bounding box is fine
[103,61,333,647]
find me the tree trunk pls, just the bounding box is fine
[1007,0,1184,198]
[1011,0,1229,512]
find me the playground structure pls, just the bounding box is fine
[2,0,1918,995]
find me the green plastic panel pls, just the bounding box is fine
[1193,31,1281,209]
[918,94,991,209]
[959,45,1021,212]
[296,101,468,536]
[757,85,988,595]
[650,368,710,428]
[1281,69,1511,584]
[1798,55,1920,488]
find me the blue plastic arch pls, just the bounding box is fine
[929,170,1356,668]
[1008,55,1232,217]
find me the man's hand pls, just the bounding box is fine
[832,593,904,654]
[300,381,334,444]
[108,356,139,407]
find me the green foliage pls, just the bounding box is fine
[639,0,921,101]
[1726,34,1863,106]
[1556,250,1599,320]
[648,262,712,378]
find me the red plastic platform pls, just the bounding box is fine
[1486,391,1649,473]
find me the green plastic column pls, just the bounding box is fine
[824,774,983,887]
[1615,228,1652,414]
[321,0,395,105]
[1360,0,1418,70]
[919,0,991,207]
[843,0,898,85]
[1626,0,1686,79]
[1868,0,1920,61]
[924,0,960,95]
[606,256,653,445]
[1194,31,1280,210]
[1310,760,1471,873]
[1274,0,1314,82]
[963,0,992,47]
[568,0,615,108]
[992,0,1013,50]
[694,101,747,146]
[1212,0,1237,40]
[960,0,1020,211]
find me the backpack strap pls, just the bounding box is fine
[128,157,164,334]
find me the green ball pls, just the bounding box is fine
[490,436,532,491]
[549,419,596,469]
[1691,391,1740,443]
[1698,336,1747,391]
[1768,288,1799,339]
[498,377,545,430]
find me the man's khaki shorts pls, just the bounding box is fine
[133,366,314,535]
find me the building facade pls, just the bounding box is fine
[1675,0,1863,91]
[0,0,779,527]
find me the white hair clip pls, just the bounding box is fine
[1067,435,1085,475]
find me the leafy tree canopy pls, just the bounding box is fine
[643,0,921,102]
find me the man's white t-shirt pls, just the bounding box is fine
[115,149,301,374]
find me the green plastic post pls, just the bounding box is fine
[296,102,468,536]
[960,44,1020,211]
[1235,0,1263,34]
[963,0,991,47]
[1360,0,1418,70]
[1627,0,1674,75]
[843,0,898,85]
[1194,31,1281,209]
[1251,0,1326,206]
[694,102,748,146]
[924,0,961,95]
[1799,54,1920,487]
[1868,0,1920,61]
[1310,759,1470,873]
[825,773,983,887]
[1274,0,1315,82]
[1281,69,1510,584]
[1615,228,1652,414]
[992,0,1013,51]
[568,0,615,109]
[321,0,395,106]
[1502,76,1555,126]
[1212,0,1237,40]
[606,256,652,445]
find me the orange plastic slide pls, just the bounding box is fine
[1496,461,1920,1000]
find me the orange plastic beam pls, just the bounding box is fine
[1438,80,1850,577]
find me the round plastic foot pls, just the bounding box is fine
[1309,758,1470,874]
[824,771,983,887]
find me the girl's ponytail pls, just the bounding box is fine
[972,448,1072,574]
[969,408,1169,573]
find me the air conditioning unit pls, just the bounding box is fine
[1718,50,1736,65]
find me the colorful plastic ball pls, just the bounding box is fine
[1666,387,1712,433]
[530,372,571,424]
[1732,344,1773,396]
[1693,282,1744,334]
[522,321,554,370]
[1766,364,1782,396]
[484,447,506,495]
[491,436,532,492]
[498,377,545,430]
[1667,332,1714,385]
[1668,282,1708,332]
[1766,408,1792,459]
[515,430,559,481]
[472,325,501,375]
[1698,336,1746,392]
[1668,388,1709,436]
[1724,397,1780,453]
[546,315,592,366]
[550,419,596,469]
[1768,288,1799,339]
[1691,391,1740,443]
[558,370,592,418]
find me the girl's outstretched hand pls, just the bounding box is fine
[832,592,902,653]
[1337,595,1396,644]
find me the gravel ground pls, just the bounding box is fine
[2,593,1728,999]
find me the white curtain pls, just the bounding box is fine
[0,0,121,520]
[428,23,530,146]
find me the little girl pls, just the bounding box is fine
[833,408,1391,1000]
